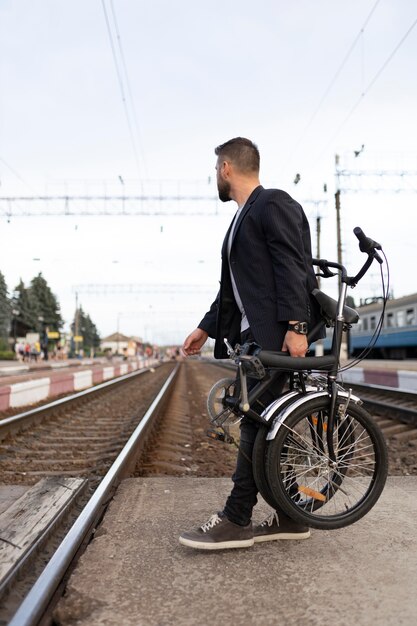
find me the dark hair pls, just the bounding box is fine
[215,137,260,174]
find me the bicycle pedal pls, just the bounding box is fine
[206,429,234,444]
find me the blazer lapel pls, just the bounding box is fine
[230,185,264,247]
[221,218,235,258]
[221,186,264,258]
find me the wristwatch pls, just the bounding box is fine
[287,322,308,335]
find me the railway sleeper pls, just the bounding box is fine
[0,476,87,598]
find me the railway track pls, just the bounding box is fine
[1,359,416,625]
[0,360,234,626]
[346,383,417,425]
[0,362,177,625]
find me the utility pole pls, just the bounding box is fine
[315,215,324,356]
[335,189,342,270]
[316,216,321,289]
[335,154,347,361]
[335,153,343,272]
[117,313,122,355]
[75,291,79,357]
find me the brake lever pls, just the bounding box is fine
[371,249,383,265]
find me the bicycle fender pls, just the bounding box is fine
[260,390,301,422]
[260,386,320,423]
[266,389,362,441]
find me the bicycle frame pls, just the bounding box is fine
[223,230,384,463]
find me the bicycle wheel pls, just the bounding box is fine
[254,402,354,512]
[265,395,388,530]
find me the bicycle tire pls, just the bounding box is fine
[252,425,276,508]
[265,396,388,530]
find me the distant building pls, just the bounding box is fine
[100,332,130,354]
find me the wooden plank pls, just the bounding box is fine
[0,485,31,516]
[0,476,87,590]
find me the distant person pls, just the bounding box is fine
[41,330,48,361]
[30,344,38,362]
[180,137,323,550]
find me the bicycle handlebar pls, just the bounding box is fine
[313,227,384,287]
[353,226,383,264]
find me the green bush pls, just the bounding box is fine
[0,351,15,360]
[0,338,10,351]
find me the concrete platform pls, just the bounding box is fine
[341,360,417,393]
[55,476,417,626]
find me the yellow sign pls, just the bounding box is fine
[74,335,83,342]
[48,331,60,339]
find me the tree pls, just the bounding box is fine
[29,273,63,331]
[0,271,10,348]
[71,306,101,354]
[13,279,38,335]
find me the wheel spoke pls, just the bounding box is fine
[266,400,387,527]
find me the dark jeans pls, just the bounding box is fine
[223,327,287,526]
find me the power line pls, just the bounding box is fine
[317,15,417,160]
[0,157,36,193]
[362,15,417,94]
[288,0,382,162]
[72,284,217,295]
[101,0,143,178]
[109,0,147,177]
[0,192,327,217]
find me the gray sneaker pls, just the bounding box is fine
[179,513,254,550]
[254,511,311,542]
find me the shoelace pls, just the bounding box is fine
[259,511,279,528]
[200,513,222,533]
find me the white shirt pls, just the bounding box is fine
[227,204,249,332]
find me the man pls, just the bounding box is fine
[180,137,322,550]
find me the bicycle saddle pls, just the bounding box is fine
[311,288,359,325]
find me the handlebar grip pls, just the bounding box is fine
[353,227,383,263]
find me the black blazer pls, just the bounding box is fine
[199,186,324,358]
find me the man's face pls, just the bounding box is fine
[216,158,232,202]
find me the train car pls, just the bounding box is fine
[349,293,417,359]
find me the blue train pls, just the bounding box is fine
[318,293,417,359]
[350,293,417,359]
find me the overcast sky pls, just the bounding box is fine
[1,0,416,345]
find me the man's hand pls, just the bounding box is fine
[181,328,208,356]
[281,331,308,357]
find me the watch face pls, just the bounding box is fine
[289,322,308,334]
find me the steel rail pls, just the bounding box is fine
[343,383,417,425]
[356,396,417,426]
[8,363,179,626]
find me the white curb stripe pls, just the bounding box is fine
[9,378,51,408]
[73,370,93,391]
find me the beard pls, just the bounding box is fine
[217,178,232,202]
